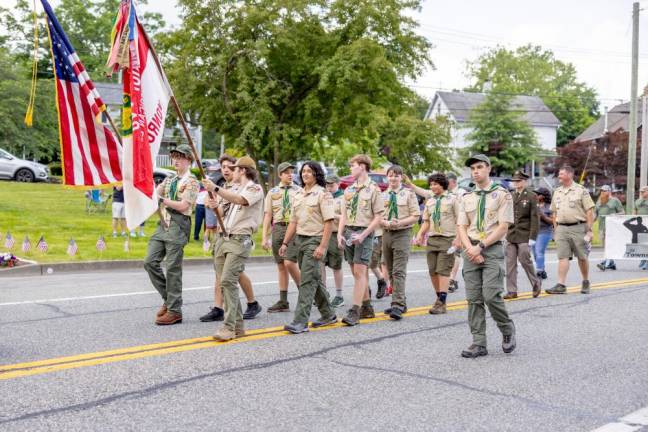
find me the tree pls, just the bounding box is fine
[466,45,599,146]
[158,0,451,183]
[465,91,541,175]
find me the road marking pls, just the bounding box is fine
[591,424,641,432]
[0,276,645,381]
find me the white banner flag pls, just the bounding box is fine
[604,215,648,260]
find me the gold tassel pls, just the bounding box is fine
[24,0,39,127]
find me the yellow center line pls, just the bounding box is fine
[1,277,646,381]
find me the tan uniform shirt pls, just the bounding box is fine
[224,181,264,235]
[381,186,421,230]
[157,172,200,225]
[423,192,461,237]
[331,192,344,233]
[264,183,302,223]
[551,182,595,224]
[291,184,335,236]
[343,177,384,228]
[458,183,514,241]
[214,181,237,232]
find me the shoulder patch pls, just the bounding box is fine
[247,184,262,192]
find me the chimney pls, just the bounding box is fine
[603,106,608,134]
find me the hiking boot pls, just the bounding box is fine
[359,304,375,319]
[200,306,224,322]
[155,311,182,325]
[532,282,542,298]
[503,292,518,300]
[383,306,408,315]
[330,295,345,308]
[546,283,566,294]
[389,305,404,320]
[243,301,263,320]
[376,279,387,299]
[156,304,167,318]
[235,322,245,338]
[284,322,309,334]
[268,300,290,313]
[581,280,591,294]
[213,326,236,341]
[429,300,446,315]
[342,308,360,326]
[502,323,516,354]
[597,262,606,271]
[448,279,458,293]
[311,314,338,328]
[461,344,488,358]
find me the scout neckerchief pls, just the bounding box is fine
[350,179,369,222]
[387,186,402,221]
[476,182,499,238]
[168,170,191,201]
[432,192,446,232]
[281,183,292,222]
[333,189,343,199]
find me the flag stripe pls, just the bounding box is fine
[75,82,110,184]
[64,80,94,185]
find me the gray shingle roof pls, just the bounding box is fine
[94,82,123,106]
[430,91,561,128]
[574,102,639,142]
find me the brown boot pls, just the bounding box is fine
[156,304,167,318]
[235,321,245,338]
[429,300,447,315]
[155,311,182,325]
[503,292,518,300]
[213,326,236,341]
[532,282,542,298]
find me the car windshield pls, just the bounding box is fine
[0,149,14,159]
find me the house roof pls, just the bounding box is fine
[574,101,640,142]
[94,82,123,106]
[427,91,561,128]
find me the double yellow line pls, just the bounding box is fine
[1,277,646,381]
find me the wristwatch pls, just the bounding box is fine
[214,185,220,193]
[478,241,486,250]
[158,197,164,205]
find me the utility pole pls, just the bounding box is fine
[627,1,640,213]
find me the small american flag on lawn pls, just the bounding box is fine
[96,235,106,252]
[22,236,31,253]
[123,238,129,253]
[202,237,210,253]
[67,238,78,257]
[4,232,15,250]
[37,236,48,253]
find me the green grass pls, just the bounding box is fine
[0,181,267,263]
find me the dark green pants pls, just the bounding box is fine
[293,235,334,325]
[383,228,411,308]
[214,235,252,330]
[462,243,514,346]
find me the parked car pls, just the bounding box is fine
[153,167,175,186]
[339,172,388,191]
[0,148,49,182]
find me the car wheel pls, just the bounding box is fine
[153,174,166,186]
[15,168,34,182]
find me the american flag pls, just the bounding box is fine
[67,238,78,257]
[22,236,31,253]
[4,232,14,250]
[123,238,130,253]
[96,235,106,252]
[40,0,122,187]
[37,236,48,253]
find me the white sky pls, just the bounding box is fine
[4,0,648,110]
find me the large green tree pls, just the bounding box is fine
[158,0,451,182]
[466,45,599,146]
[465,91,541,175]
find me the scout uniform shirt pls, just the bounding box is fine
[507,187,539,243]
[223,181,264,235]
[551,182,595,224]
[595,197,623,233]
[331,190,344,233]
[458,182,514,241]
[382,186,420,230]
[291,185,336,236]
[265,183,302,223]
[156,171,200,227]
[635,197,648,215]
[423,192,460,237]
[343,177,384,227]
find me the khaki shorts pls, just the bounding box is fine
[325,233,343,270]
[555,223,589,260]
[369,235,383,269]
[426,236,454,276]
[344,227,374,266]
[272,223,298,263]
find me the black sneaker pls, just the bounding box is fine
[502,323,516,354]
[607,263,617,270]
[384,306,407,315]
[461,344,488,358]
[448,279,458,293]
[311,315,337,328]
[597,262,606,271]
[284,322,309,334]
[376,279,387,299]
[389,305,404,320]
[538,270,547,280]
[243,302,263,320]
[342,308,360,326]
[200,307,224,322]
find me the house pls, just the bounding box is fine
[94,82,203,168]
[424,91,561,175]
[574,102,638,143]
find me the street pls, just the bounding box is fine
[1,251,648,432]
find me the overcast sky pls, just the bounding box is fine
[4,0,648,111]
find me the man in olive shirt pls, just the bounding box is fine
[595,185,624,271]
[546,165,595,295]
[457,154,516,358]
[505,170,541,299]
[635,186,648,269]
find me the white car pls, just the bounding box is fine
[0,148,49,182]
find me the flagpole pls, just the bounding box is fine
[104,110,123,146]
[139,26,228,236]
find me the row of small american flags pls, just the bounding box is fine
[2,232,136,256]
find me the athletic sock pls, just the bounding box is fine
[280,290,288,302]
[439,292,448,304]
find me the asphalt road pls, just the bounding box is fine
[1,251,648,432]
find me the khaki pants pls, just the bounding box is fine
[292,235,334,325]
[383,228,411,308]
[506,242,540,293]
[214,235,252,330]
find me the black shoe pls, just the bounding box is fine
[448,279,458,293]
[284,322,309,334]
[539,270,547,280]
[597,263,606,271]
[342,308,360,326]
[311,315,337,328]
[389,305,404,320]
[376,279,387,299]
[502,323,516,354]
[383,306,407,315]
[243,301,263,320]
[607,263,617,270]
[200,307,224,322]
[461,344,488,358]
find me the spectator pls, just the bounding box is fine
[635,185,648,269]
[112,186,127,237]
[595,185,623,271]
[532,188,553,280]
[194,184,207,240]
